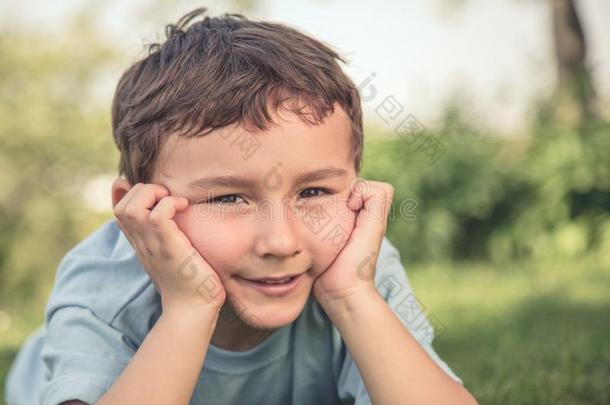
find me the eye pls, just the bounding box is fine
[204,194,247,205]
[198,188,331,205]
[299,187,330,199]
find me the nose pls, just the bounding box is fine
[253,198,302,258]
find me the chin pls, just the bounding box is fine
[226,279,313,330]
[248,300,308,329]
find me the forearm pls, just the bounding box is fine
[96,305,219,405]
[323,290,478,405]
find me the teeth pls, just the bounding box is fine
[258,277,292,285]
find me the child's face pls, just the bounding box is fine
[152,102,358,330]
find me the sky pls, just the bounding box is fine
[2,0,609,136]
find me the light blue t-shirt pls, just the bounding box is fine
[5,219,462,405]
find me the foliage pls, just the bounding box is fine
[0,22,120,309]
[362,100,610,264]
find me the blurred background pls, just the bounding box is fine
[1,0,609,404]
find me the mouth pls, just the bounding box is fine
[238,273,304,297]
[243,273,303,284]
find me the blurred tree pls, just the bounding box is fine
[441,0,599,127]
[550,0,597,127]
[0,11,120,309]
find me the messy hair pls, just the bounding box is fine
[111,7,363,184]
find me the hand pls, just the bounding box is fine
[312,179,394,313]
[112,180,227,314]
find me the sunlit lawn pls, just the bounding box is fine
[410,254,610,405]
[1,254,609,405]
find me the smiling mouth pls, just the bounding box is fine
[243,273,302,285]
[238,273,304,297]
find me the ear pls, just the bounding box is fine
[111,178,134,210]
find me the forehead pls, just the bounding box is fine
[154,104,353,185]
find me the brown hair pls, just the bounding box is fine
[111,7,363,185]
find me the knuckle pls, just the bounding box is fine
[149,198,171,224]
[140,183,154,191]
[149,211,163,227]
[158,184,171,194]
[351,178,368,193]
[378,184,393,198]
[144,182,169,194]
[124,206,140,221]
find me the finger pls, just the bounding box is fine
[114,183,147,247]
[149,196,189,224]
[148,196,189,245]
[114,182,143,214]
[137,194,188,261]
[122,184,170,223]
[353,182,393,240]
[365,182,393,222]
[347,184,364,211]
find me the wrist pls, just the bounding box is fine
[318,286,382,324]
[161,299,222,326]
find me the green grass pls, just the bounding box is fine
[409,255,610,404]
[1,255,609,404]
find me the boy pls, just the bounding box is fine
[5,7,477,405]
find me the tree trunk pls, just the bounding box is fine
[550,0,596,126]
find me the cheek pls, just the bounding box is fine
[173,207,249,278]
[305,196,357,276]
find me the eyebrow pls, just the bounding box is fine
[187,167,349,190]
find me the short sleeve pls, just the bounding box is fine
[335,237,463,405]
[39,306,135,405]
